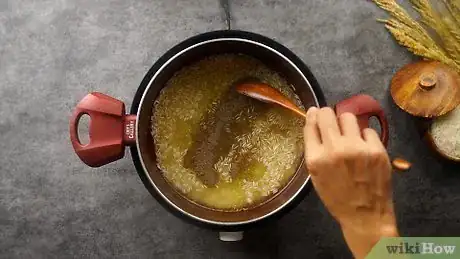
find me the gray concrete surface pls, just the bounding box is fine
[1,0,460,258]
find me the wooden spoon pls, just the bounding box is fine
[236,82,308,118]
[235,82,411,171]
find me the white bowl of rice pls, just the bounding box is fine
[428,106,460,162]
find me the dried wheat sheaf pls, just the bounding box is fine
[373,0,460,72]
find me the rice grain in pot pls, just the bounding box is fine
[151,54,305,211]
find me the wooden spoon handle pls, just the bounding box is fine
[280,103,307,118]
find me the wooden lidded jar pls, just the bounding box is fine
[391,61,460,162]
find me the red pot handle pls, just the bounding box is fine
[69,92,136,167]
[335,94,389,146]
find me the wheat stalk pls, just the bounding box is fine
[443,17,460,44]
[442,0,460,48]
[374,0,430,35]
[443,0,460,26]
[409,0,460,63]
[384,18,457,68]
[451,0,460,12]
[373,0,460,72]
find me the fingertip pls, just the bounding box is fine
[305,107,318,124]
[338,112,356,120]
[304,106,322,147]
[363,128,380,142]
[319,106,335,115]
[363,127,376,136]
[306,106,318,116]
[338,112,360,136]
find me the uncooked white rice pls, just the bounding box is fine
[431,106,460,159]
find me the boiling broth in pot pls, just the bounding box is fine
[151,54,305,211]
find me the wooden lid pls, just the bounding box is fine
[390,61,460,118]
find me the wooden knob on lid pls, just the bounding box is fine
[419,72,437,90]
[390,61,460,118]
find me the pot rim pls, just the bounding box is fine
[133,31,323,227]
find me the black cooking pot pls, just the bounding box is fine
[69,30,388,237]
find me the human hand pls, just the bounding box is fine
[303,107,398,258]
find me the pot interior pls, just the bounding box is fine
[136,38,319,225]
